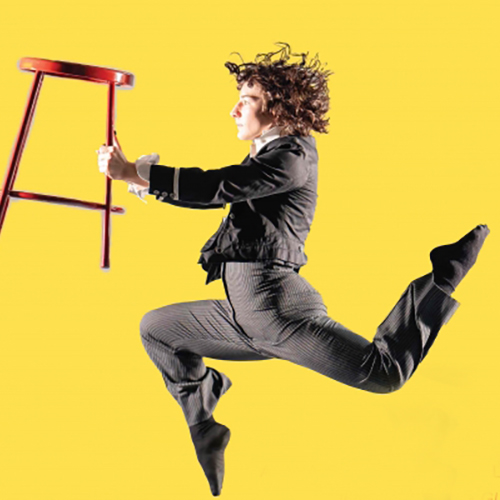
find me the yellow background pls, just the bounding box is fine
[0,1,498,499]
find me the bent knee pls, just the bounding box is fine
[139,304,186,348]
[139,307,173,345]
[375,375,406,394]
[139,310,156,341]
[359,343,412,394]
[363,363,407,394]
[373,365,407,394]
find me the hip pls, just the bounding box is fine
[222,261,327,345]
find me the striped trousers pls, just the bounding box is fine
[140,262,459,426]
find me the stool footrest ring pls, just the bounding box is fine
[9,190,126,214]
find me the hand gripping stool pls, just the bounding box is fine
[0,57,135,269]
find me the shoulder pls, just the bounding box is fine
[259,135,317,159]
[251,135,317,187]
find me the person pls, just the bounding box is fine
[97,43,489,496]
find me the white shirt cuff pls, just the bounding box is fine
[127,153,159,201]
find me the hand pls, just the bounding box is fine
[97,143,137,182]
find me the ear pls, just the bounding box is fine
[260,95,269,114]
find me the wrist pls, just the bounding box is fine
[125,161,148,187]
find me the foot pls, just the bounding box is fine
[190,417,231,496]
[430,224,490,294]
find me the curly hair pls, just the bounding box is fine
[225,43,333,136]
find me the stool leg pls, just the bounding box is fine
[0,71,44,233]
[101,82,115,269]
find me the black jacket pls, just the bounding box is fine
[148,135,319,283]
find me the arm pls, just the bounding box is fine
[98,145,225,209]
[99,138,309,208]
[149,139,309,206]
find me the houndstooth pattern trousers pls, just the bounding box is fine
[140,262,459,426]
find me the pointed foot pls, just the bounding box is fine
[190,417,231,496]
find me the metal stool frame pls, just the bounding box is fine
[0,57,135,269]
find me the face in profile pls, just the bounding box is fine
[230,81,275,141]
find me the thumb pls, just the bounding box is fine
[112,137,127,160]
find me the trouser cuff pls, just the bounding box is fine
[163,368,232,426]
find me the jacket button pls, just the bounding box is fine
[215,247,222,254]
[161,191,168,197]
[153,190,160,195]
[229,213,235,219]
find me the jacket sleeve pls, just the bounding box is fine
[148,139,309,206]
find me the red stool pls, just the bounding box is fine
[0,57,135,269]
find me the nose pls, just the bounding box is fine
[230,102,241,118]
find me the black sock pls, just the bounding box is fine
[189,417,230,496]
[430,224,490,294]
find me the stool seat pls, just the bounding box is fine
[19,57,134,88]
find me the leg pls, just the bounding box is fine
[271,273,459,393]
[140,299,269,425]
[140,298,270,496]
[0,71,44,232]
[101,82,115,269]
[223,262,458,394]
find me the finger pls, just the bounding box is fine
[98,153,112,163]
[98,154,112,166]
[98,160,109,172]
[98,154,111,163]
[111,136,120,153]
[97,145,113,155]
[112,135,127,155]
[112,145,127,162]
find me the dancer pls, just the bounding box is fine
[98,44,489,496]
